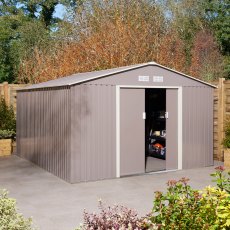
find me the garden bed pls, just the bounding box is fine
[0,97,16,157]
[0,139,12,156]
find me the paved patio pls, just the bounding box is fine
[0,155,223,230]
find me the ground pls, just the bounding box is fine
[0,155,223,230]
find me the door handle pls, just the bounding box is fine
[143,112,146,120]
[165,112,168,119]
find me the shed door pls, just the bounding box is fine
[120,88,145,176]
[166,89,178,170]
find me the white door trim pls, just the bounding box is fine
[178,87,183,170]
[116,85,183,178]
[116,86,121,177]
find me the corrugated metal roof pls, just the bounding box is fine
[21,62,216,90]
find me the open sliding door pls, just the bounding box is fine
[166,89,178,170]
[120,88,145,176]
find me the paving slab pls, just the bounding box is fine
[0,155,223,230]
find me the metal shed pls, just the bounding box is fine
[17,62,215,183]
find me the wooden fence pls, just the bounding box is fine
[0,82,28,113]
[1,79,230,161]
[213,78,230,161]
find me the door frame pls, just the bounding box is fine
[116,85,183,178]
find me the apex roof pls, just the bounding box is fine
[22,62,216,90]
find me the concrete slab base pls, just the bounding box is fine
[0,156,223,230]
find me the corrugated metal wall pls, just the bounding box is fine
[69,84,213,183]
[89,67,214,169]
[17,87,71,182]
[182,86,213,168]
[70,84,116,183]
[17,66,214,183]
[71,84,116,183]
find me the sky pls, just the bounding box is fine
[54,4,67,19]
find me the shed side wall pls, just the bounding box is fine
[70,84,116,183]
[17,87,71,182]
[182,86,213,168]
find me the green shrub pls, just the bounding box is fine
[149,178,204,229]
[0,97,16,132]
[211,166,230,193]
[0,189,34,230]
[0,129,16,139]
[148,175,230,230]
[198,186,230,229]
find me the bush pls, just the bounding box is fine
[211,166,230,193]
[149,178,205,229]
[76,200,158,230]
[199,186,230,229]
[0,97,16,132]
[148,173,230,229]
[0,129,16,139]
[0,189,34,230]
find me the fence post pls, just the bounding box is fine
[218,78,225,161]
[3,82,9,106]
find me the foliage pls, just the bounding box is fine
[211,166,230,193]
[199,186,230,229]
[190,29,224,81]
[163,0,206,71]
[0,0,76,83]
[202,0,230,78]
[223,117,230,148]
[0,0,77,28]
[203,0,230,56]
[0,97,16,132]
[150,178,204,229]
[0,10,23,82]
[0,0,228,82]
[223,56,230,79]
[0,129,16,139]
[17,0,189,83]
[148,176,230,230]
[76,200,158,230]
[0,189,34,230]
[17,0,227,83]
[216,202,230,229]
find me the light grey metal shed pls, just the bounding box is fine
[17,62,215,183]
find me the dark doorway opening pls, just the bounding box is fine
[145,89,166,172]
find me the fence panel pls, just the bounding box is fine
[213,78,230,161]
[0,82,28,113]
